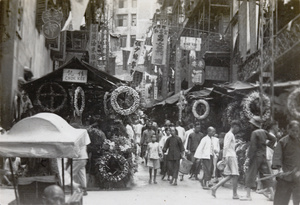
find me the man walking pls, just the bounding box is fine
[163,125,185,186]
[194,126,216,189]
[186,123,203,180]
[241,116,276,201]
[211,120,241,199]
[272,120,300,205]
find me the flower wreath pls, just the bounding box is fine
[97,153,129,182]
[192,99,210,120]
[74,86,85,116]
[224,101,240,124]
[110,86,140,116]
[242,91,271,121]
[287,87,300,119]
[37,82,67,112]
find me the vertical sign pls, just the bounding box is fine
[128,40,144,74]
[151,25,168,65]
[89,24,98,67]
[191,58,205,86]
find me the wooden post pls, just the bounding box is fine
[175,41,182,94]
[162,42,170,99]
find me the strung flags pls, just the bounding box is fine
[151,25,169,65]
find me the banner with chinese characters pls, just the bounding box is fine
[180,37,201,51]
[128,40,144,73]
[191,58,205,86]
[89,24,98,67]
[151,25,169,65]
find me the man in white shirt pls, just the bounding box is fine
[211,120,241,199]
[132,120,144,144]
[176,121,186,144]
[194,126,216,189]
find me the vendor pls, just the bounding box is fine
[3,157,21,186]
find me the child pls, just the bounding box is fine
[146,134,162,184]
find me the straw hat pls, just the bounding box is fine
[217,160,226,171]
[249,116,262,128]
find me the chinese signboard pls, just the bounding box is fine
[62,69,88,83]
[151,25,168,65]
[180,37,201,51]
[191,59,205,85]
[42,9,63,39]
[89,24,99,67]
[128,40,144,73]
[205,66,229,81]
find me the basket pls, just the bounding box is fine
[179,158,193,175]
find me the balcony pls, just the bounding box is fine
[239,14,300,81]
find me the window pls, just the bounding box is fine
[130,35,136,47]
[131,14,137,26]
[119,0,127,8]
[117,14,128,27]
[120,35,127,47]
[132,0,137,8]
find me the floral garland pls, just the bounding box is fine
[287,87,300,119]
[225,101,240,124]
[103,92,109,115]
[241,91,271,121]
[36,82,67,112]
[74,86,85,116]
[97,153,129,182]
[192,99,210,120]
[110,86,140,116]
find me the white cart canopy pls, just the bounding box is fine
[0,113,90,158]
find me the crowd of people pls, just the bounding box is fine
[1,115,299,205]
[132,116,300,205]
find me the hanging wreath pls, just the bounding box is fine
[37,82,67,112]
[74,86,85,116]
[192,99,210,120]
[287,87,300,119]
[241,91,271,121]
[110,86,140,116]
[97,153,129,182]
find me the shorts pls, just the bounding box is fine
[147,159,160,169]
[223,156,239,176]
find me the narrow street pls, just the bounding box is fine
[0,161,278,205]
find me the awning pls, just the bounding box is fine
[154,88,193,106]
[215,81,257,91]
[0,113,90,158]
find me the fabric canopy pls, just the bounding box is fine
[0,113,90,158]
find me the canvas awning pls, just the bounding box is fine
[0,113,90,158]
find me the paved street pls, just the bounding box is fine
[0,161,282,205]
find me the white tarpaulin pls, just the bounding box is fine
[0,113,90,158]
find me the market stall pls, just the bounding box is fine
[20,57,141,190]
[0,113,90,205]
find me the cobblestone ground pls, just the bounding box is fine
[0,161,290,205]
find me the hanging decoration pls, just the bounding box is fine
[74,86,85,116]
[192,99,210,120]
[287,87,300,119]
[176,91,188,121]
[96,153,129,182]
[110,86,140,116]
[241,91,271,121]
[37,82,67,112]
